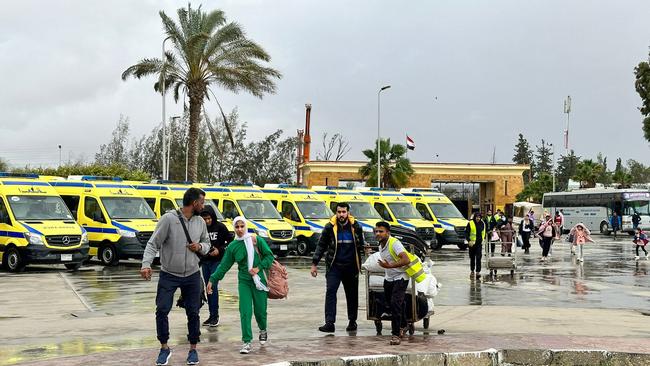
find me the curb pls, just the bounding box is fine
[267,348,650,366]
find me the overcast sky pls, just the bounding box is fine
[1,0,649,168]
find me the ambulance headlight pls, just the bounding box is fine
[118,229,137,238]
[256,229,269,238]
[24,232,45,245]
[81,232,89,244]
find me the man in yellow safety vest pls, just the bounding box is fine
[376,221,423,345]
[465,212,486,280]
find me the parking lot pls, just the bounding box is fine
[2,235,650,365]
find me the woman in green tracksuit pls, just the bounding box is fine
[207,216,274,354]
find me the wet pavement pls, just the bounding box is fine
[1,235,649,365]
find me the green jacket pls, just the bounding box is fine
[209,236,275,286]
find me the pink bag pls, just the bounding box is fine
[265,260,289,300]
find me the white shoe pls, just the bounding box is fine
[635,256,640,260]
[239,343,251,354]
[646,255,649,260]
[578,257,584,262]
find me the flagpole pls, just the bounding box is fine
[377,85,391,189]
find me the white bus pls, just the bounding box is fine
[542,189,650,235]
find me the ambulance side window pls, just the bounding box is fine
[282,202,300,222]
[84,197,106,223]
[222,200,238,219]
[60,195,80,218]
[0,198,11,225]
[374,203,392,221]
[144,198,156,212]
[160,199,175,213]
[416,203,433,221]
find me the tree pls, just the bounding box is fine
[612,169,633,188]
[359,138,414,189]
[555,150,580,191]
[627,159,650,184]
[512,133,533,183]
[122,4,281,181]
[634,49,650,142]
[11,163,150,181]
[0,157,8,172]
[95,115,132,166]
[573,159,604,188]
[516,173,553,203]
[533,139,553,178]
[317,133,351,161]
[596,152,612,186]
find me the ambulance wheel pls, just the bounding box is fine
[431,241,443,250]
[423,317,430,329]
[600,222,610,235]
[457,244,468,250]
[408,323,415,335]
[99,244,119,266]
[65,263,82,271]
[374,320,382,335]
[5,247,26,272]
[296,239,310,256]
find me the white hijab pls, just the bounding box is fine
[233,216,268,292]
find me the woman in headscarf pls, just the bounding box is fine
[207,216,275,354]
[569,223,594,262]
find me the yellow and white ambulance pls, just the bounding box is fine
[312,186,384,248]
[50,176,158,266]
[355,188,437,249]
[401,188,469,249]
[261,185,333,256]
[0,173,88,272]
[202,183,296,256]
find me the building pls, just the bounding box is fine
[300,160,529,214]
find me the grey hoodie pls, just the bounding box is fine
[142,210,210,277]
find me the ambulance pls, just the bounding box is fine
[202,183,297,256]
[0,173,88,272]
[401,188,469,249]
[311,186,384,249]
[50,176,158,266]
[355,188,437,249]
[261,184,333,256]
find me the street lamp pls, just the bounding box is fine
[563,95,571,156]
[549,142,556,192]
[377,85,391,188]
[58,145,62,167]
[161,35,172,180]
[167,116,180,180]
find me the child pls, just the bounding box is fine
[569,223,594,262]
[633,228,649,260]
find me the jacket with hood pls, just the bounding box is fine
[200,205,234,263]
[312,215,365,272]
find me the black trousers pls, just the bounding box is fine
[468,243,482,273]
[383,278,408,336]
[521,232,531,250]
[156,271,202,344]
[541,237,553,257]
[636,245,648,256]
[325,264,358,324]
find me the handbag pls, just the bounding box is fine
[175,211,208,309]
[254,242,289,299]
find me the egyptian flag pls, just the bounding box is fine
[406,135,416,150]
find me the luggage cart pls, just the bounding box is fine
[364,228,434,336]
[484,229,517,277]
[365,270,433,335]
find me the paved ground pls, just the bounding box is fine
[1,235,649,365]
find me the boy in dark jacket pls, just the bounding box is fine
[311,202,366,333]
[200,206,234,327]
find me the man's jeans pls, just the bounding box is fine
[156,270,202,344]
[201,260,220,319]
[324,264,358,324]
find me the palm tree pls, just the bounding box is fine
[122,4,281,181]
[359,138,414,189]
[573,159,603,188]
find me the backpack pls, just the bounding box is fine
[254,243,289,299]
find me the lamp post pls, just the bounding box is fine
[161,36,172,180]
[168,116,180,180]
[563,95,571,156]
[58,145,62,167]
[377,85,391,188]
[549,142,556,192]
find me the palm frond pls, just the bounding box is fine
[121,58,163,80]
[201,9,226,34]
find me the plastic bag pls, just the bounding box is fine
[362,252,383,272]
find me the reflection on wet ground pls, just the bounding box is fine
[1,236,649,365]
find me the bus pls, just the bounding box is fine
[542,189,650,235]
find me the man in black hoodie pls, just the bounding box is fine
[200,206,234,327]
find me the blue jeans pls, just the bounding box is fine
[156,271,202,345]
[201,261,220,319]
[324,263,358,324]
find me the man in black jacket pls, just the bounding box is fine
[311,202,365,333]
[200,206,234,327]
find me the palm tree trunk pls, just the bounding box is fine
[187,86,204,182]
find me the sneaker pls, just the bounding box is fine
[239,343,251,354]
[202,316,219,327]
[646,254,649,260]
[346,321,357,332]
[475,272,481,280]
[635,256,640,260]
[380,312,392,319]
[186,349,199,365]
[470,271,475,278]
[156,348,172,366]
[390,335,401,345]
[318,322,335,333]
[259,330,268,345]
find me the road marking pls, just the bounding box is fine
[59,272,94,312]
